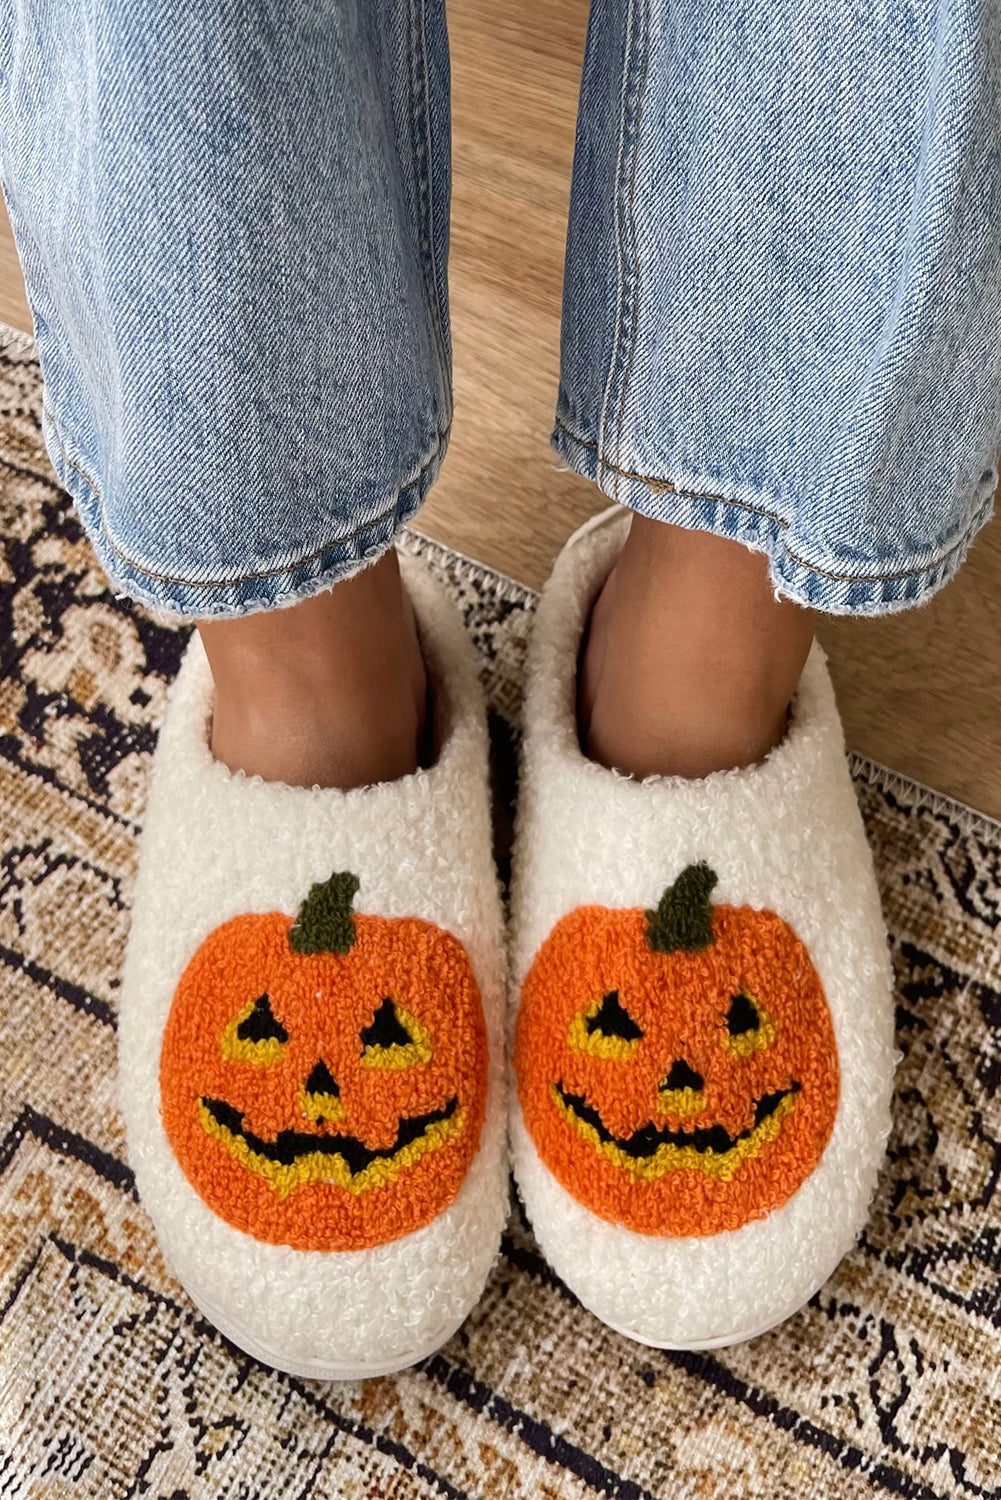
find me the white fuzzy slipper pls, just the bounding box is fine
[509,506,895,1350]
[119,551,507,1380]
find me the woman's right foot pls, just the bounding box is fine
[120,550,508,1379]
[198,547,427,791]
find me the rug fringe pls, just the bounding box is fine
[401,527,539,607]
[849,752,1001,837]
[0,319,37,357]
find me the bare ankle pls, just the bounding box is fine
[580,514,814,780]
[197,550,427,790]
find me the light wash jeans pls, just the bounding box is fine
[0,1,999,618]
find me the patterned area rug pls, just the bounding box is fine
[1,322,1000,1499]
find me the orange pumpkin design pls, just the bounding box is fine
[160,871,488,1251]
[514,864,839,1236]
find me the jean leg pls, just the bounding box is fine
[556,0,1001,615]
[0,0,451,618]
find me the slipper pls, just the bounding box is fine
[509,506,895,1350]
[119,551,507,1380]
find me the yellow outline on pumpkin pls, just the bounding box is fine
[198,1100,465,1198]
[656,1085,706,1119]
[567,997,639,1061]
[721,997,777,1059]
[220,998,286,1067]
[552,1086,797,1183]
[361,1002,433,1070]
[299,1083,346,1124]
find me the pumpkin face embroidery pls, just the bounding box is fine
[160,872,488,1251]
[515,864,839,1237]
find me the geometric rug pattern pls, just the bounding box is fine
[1,323,999,1497]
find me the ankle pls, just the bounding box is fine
[198,550,427,790]
[580,514,814,780]
[208,670,427,790]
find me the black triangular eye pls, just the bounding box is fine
[305,1059,340,1097]
[586,991,643,1042]
[236,994,288,1045]
[361,998,412,1050]
[727,993,759,1036]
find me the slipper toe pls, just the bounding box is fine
[510,507,895,1350]
[120,553,507,1379]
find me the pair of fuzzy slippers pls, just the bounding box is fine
[121,507,895,1379]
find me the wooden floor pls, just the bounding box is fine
[2,0,999,818]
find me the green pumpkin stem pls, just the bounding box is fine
[645,863,718,954]
[288,870,360,956]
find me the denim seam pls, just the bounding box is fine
[553,410,597,452]
[407,0,452,424]
[554,415,990,586]
[782,516,989,584]
[611,0,651,490]
[555,415,789,527]
[42,397,450,589]
[595,0,634,492]
[594,0,651,498]
[420,0,452,400]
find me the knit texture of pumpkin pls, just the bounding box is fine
[160,869,488,1251]
[515,862,840,1238]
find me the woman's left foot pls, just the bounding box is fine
[509,506,895,1349]
[579,511,815,780]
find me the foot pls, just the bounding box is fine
[198,549,427,790]
[122,550,508,1379]
[509,504,894,1351]
[579,513,815,780]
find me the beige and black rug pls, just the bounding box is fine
[1,323,1000,1499]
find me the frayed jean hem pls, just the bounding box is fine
[552,418,997,618]
[41,402,449,621]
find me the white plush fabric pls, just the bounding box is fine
[509,506,896,1349]
[119,551,507,1380]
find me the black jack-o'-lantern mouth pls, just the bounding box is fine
[198,1094,463,1197]
[552,1080,801,1182]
